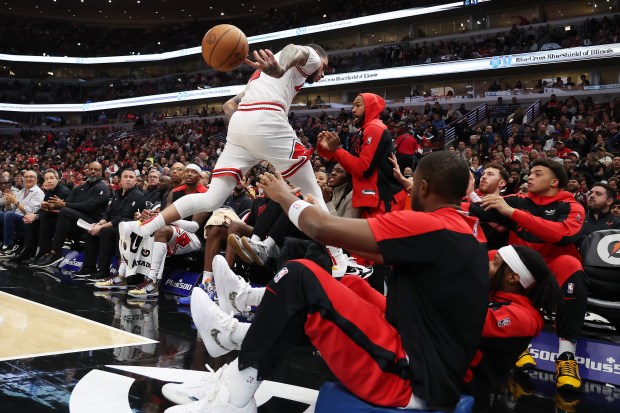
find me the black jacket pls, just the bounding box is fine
[103,186,145,227]
[64,178,111,220]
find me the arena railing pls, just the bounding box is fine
[444,104,488,146]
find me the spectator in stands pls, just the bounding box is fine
[582,182,620,238]
[611,199,620,217]
[604,155,620,181]
[160,163,186,209]
[566,178,587,207]
[0,175,19,211]
[77,169,144,280]
[0,170,44,256]
[15,169,71,263]
[481,125,496,147]
[394,121,418,173]
[143,168,164,209]
[31,162,110,268]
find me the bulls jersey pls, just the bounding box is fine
[239,46,321,115]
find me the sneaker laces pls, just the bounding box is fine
[558,360,578,378]
[184,363,227,402]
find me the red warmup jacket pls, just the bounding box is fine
[319,93,403,210]
[467,190,585,283]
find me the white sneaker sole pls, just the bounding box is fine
[161,382,199,405]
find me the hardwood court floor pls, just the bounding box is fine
[0,262,618,413]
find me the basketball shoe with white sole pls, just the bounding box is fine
[161,363,229,405]
[190,287,241,358]
[212,255,252,315]
[164,384,257,413]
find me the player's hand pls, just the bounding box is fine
[318,131,341,152]
[480,195,515,217]
[388,154,410,189]
[257,171,292,204]
[245,49,283,78]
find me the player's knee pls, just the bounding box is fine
[154,226,172,241]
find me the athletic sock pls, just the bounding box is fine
[231,322,250,345]
[202,270,214,285]
[247,287,265,306]
[559,338,577,355]
[147,241,167,282]
[225,359,260,408]
[263,236,276,250]
[250,234,260,242]
[139,214,165,236]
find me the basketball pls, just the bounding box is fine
[201,24,249,72]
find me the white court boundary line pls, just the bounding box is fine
[0,291,158,362]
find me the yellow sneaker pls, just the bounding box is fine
[556,352,582,391]
[515,348,537,372]
[555,391,581,413]
[507,373,534,400]
[94,275,127,290]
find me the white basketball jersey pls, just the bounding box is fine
[240,46,321,115]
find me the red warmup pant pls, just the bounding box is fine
[238,260,412,407]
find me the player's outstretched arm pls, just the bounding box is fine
[223,91,245,119]
[257,171,380,256]
[245,44,308,79]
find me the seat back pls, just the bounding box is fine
[581,229,620,301]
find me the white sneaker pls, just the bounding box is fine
[227,234,254,264]
[327,246,348,278]
[212,255,250,315]
[345,258,374,279]
[164,384,257,413]
[191,287,241,358]
[161,363,229,405]
[241,237,279,266]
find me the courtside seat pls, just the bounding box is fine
[581,229,620,327]
[315,382,474,413]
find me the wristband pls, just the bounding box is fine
[288,200,312,229]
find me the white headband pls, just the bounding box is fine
[185,163,202,173]
[497,246,536,290]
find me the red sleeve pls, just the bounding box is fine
[509,198,584,245]
[333,125,383,178]
[482,303,542,338]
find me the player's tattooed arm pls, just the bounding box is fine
[246,44,308,78]
[223,90,245,119]
[273,44,309,74]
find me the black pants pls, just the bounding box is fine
[30,211,59,254]
[556,270,588,342]
[253,201,306,246]
[49,208,96,253]
[238,259,412,407]
[83,226,119,272]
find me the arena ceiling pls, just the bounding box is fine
[0,0,306,26]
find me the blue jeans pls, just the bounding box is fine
[0,211,27,247]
